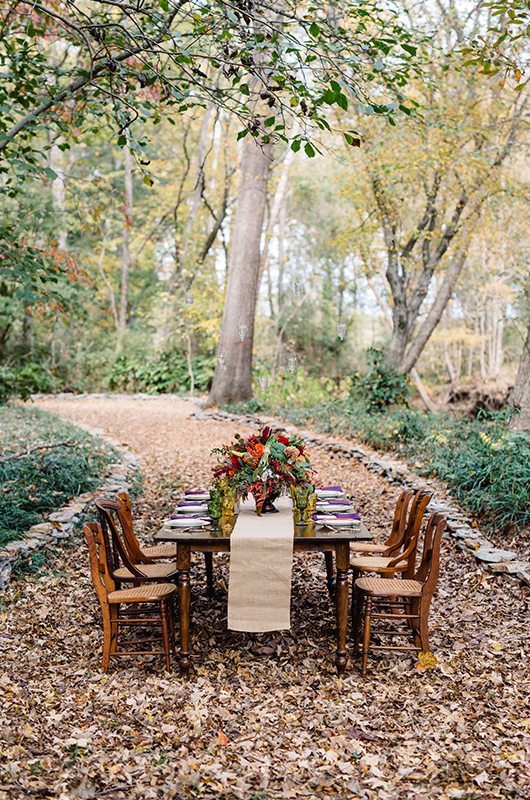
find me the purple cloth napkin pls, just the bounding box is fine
[318,485,343,492]
[171,514,211,520]
[313,512,360,521]
[184,489,208,495]
[178,500,208,507]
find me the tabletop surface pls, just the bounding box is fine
[155,496,373,545]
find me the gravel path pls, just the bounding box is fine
[0,396,528,800]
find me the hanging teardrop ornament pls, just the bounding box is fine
[259,376,269,392]
[337,322,347,341]
[287,354,298,373]
[238,322,248,341]
[293,279,305,299]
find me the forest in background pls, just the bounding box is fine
[1,0,529,419]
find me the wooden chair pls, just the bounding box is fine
[350,490,432,580]
[322,489,420,596]
[115,492,176,560]
[353,512,446,676]
[350,488,414,555]
[115,492,215,595]
[95,497,178,585]
[84,522,176,671]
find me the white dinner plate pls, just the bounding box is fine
[317,503,353,513]
[317,517,361,528]
[163,517,210,528]
[183,493,210,501]
[175,504,209,513]
[316,490,345,498]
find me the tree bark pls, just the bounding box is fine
[510,318,530,430]
[117,141,134,351]
[209,136,272,404]
[399,252,467,374]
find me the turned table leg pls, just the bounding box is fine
[177,543,191,676]
[324,550,335,597]
[335,542,350,676]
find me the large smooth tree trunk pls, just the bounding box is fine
[209,136,272,404]
[510,319,530,430]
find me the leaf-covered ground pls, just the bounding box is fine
[1,396,528,800]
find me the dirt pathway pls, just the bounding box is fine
[0,396,528,800]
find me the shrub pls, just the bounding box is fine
[108,351,215,394]
[0,406,115,546]
[0,363,56,404]
[350,348,410,412]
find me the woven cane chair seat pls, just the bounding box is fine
[108,583,177,604]
[355,577,423,597]
[350,542,387,554]
[350,556,407,572]
[114,563,177,581]
[142,543,177,559]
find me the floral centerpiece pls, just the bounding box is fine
[211,426,314,515]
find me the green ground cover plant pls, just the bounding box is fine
[0,405,115,546]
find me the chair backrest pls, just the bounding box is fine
[414,512,446,598]
[388,489,433,577]
[84,521,116,609]
[385,489,414,550]
[116,491,134,539]
[95,496,146,578]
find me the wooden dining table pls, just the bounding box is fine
[155,514,372,676]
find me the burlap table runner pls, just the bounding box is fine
[227,496,294,632]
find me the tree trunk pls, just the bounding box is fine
[510,318,530,430]
[117,141,133,351]
[398,253,467,374]
[209,137,272,404]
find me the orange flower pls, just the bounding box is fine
[252,443,265,458]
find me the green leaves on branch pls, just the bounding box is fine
[0,0,423,183]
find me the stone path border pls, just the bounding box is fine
[194,407,530,589]
[0,422,140,591]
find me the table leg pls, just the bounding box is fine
[335,542,350,676]
[177,543,191,676]
[324,551,335,597]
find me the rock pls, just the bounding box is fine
[6,540,32,556]
[450,528,475,540]
[487,560,530,575]
[48,510,78,523]
[24,539,41,551]
[65,502,88,514]
[475,546,517,564]
[51,530,70,540]
[25,531,51,542]
[515,568,530,587]
[27,523,54,535]
[0,560,12,589]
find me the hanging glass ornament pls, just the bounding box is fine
[238,322,248,341]
[217,352,227,371]
[293,278,305,299]
[184,289,194,305]
[287,354,298,373]
[259,376,269,392]
[337,322,347,341]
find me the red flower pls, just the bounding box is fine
[261,426,272,443]
[277,435,289,445]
